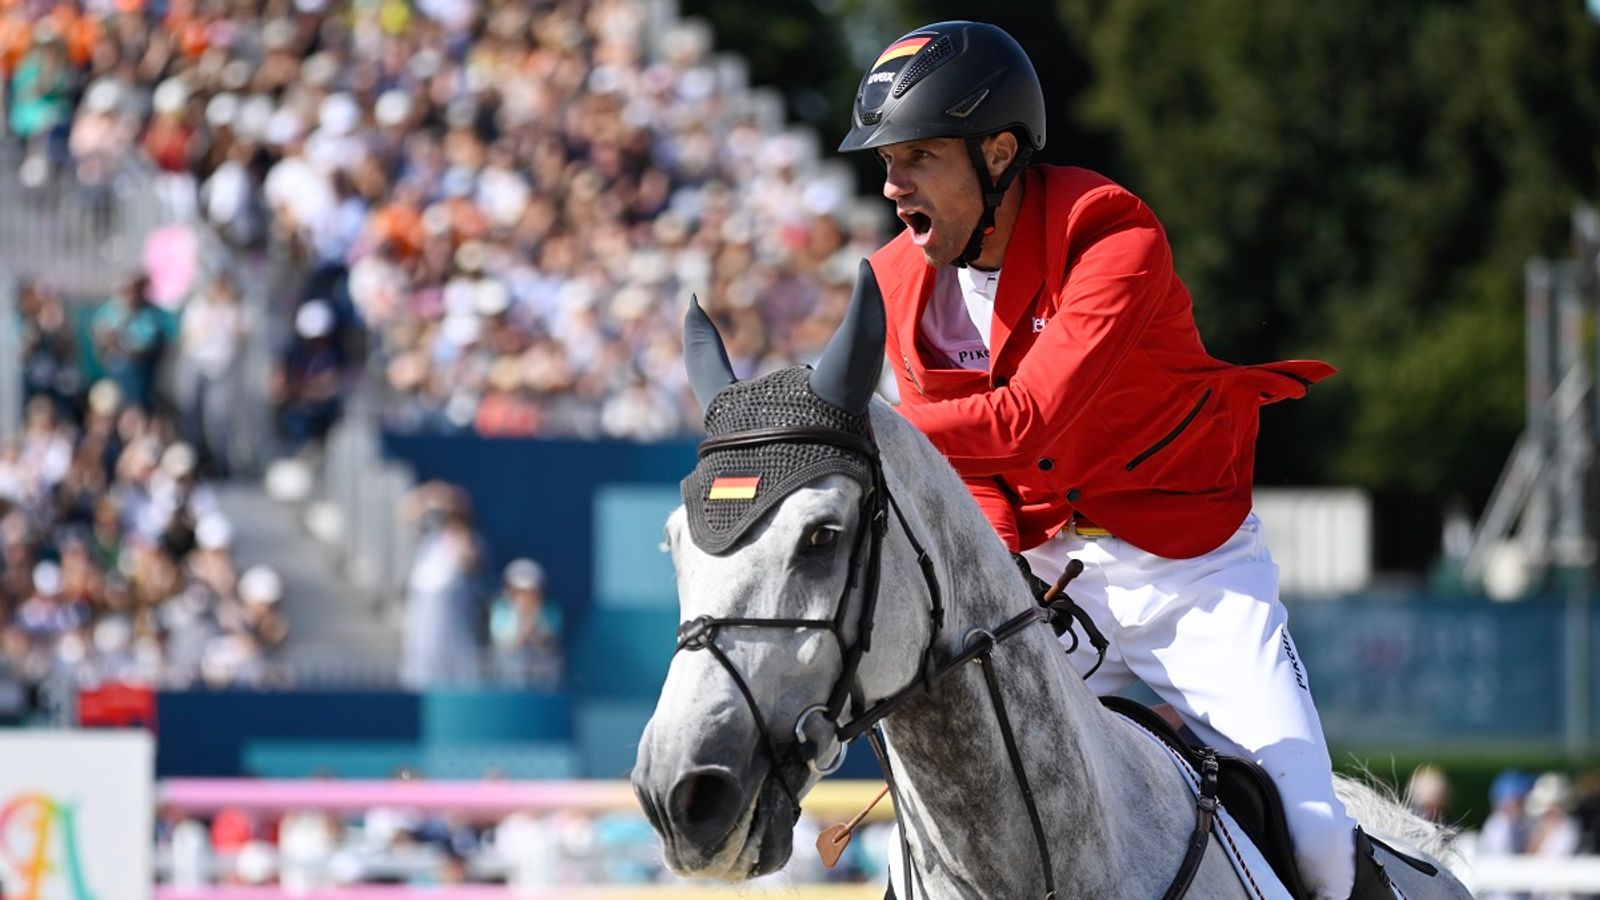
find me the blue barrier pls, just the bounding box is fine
[147,436,1594,777]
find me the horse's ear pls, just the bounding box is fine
[810,259,886,415]
[684,294,737,414]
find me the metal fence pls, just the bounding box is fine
[0,141,175,298]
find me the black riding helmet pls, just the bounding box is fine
[839,21,1046,267]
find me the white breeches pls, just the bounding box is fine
[1022,513,1357,900]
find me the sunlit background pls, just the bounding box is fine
[0,0,1596,896]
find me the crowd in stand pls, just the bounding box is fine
[0,277,289,702]
[7,0,884,442]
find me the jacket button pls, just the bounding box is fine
[1066,488,1081,503]
[1037,457,1054,471]
[993,376,1009,388]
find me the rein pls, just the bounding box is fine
[674,422,1216,900]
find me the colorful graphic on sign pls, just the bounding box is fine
[0,793,97,900]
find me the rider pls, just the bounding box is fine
[839,20,1390,900]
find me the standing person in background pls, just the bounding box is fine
[90,276,166,413]
[9,26,72,170]
[400,481,484,687]
[1525,773,1581,900]
[837,21,1380,899]
[489,558,563,685]
[19,281,84,420]
[175,273,247,478]
[268,300,345,457]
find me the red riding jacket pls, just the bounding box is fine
[870,165,1336,559]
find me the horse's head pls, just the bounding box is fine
[633,263,934,880]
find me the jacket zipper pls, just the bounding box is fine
[1125,389,1212,471]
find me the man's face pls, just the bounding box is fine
[877,137,983,267]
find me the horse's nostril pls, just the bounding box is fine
[669,768,746,847]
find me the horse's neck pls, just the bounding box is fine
[873,411,1201,899]
[880,579,1128,898]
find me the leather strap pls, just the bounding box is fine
[976,638,1056,898]
[1161,749,1220,900]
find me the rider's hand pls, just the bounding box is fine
[1010,552,1051,606]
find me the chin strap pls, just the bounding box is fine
[956,135,1030,268]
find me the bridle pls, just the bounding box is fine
[672,421,1216,900]
[674,425,940,801]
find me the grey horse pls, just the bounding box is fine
[632,265,1472,900]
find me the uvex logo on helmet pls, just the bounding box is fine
[858,32,939,112]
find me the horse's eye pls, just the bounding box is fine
[805,526,840,551]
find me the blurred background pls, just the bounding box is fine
[0,0,1594,896]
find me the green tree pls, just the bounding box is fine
[1057,0,1600,558]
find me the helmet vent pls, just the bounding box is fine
[944,88,989,119]
[892,35,954,99]
[859,109,882,126]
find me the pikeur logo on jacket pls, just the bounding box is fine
[870,165,1336,560]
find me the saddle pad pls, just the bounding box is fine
[1114,714,1295,900]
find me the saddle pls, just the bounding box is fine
[1100,696,1317,900]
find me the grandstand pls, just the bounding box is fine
[0,0,904,892]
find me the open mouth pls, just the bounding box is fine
[902,211,933,245]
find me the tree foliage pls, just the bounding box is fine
[692,0,1600,564]
[1054,0,1600,517]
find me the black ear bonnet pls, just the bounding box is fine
[681,366,873,554]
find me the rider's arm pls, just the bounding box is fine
[964,475,1020,551]
[897,187,1172,475]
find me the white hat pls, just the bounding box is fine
[318,92,360,137]
[152,78,189,116]
[295,300,335,339]
[32,560,61,596]
[94,616,133,654]
[375,90,413,128]
[236,95,276,141]
[473,280,511,317]
[206,92,241,129]
[160,442,198,479]
[238,565,284,605]
[440,313,481,347]
[84,79,123,115]
[1525,772,1572,817]
[265,108,305,147]
[196,514,234,551]
[504,558,544,591]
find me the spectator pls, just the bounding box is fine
[1525,772,1581,900]
[19,281,84,418]
[175,273,247,478]
[9,25,72,168]
[400,482,484,686]
[489,558,562,684]
[233,564,290,654]
[269,300,345,457]
[1479,770,1535,900]
[1405,764,1451,824]
[89,276,166,413]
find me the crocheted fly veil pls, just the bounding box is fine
[681,260,887,554]
[683,367,874,552]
